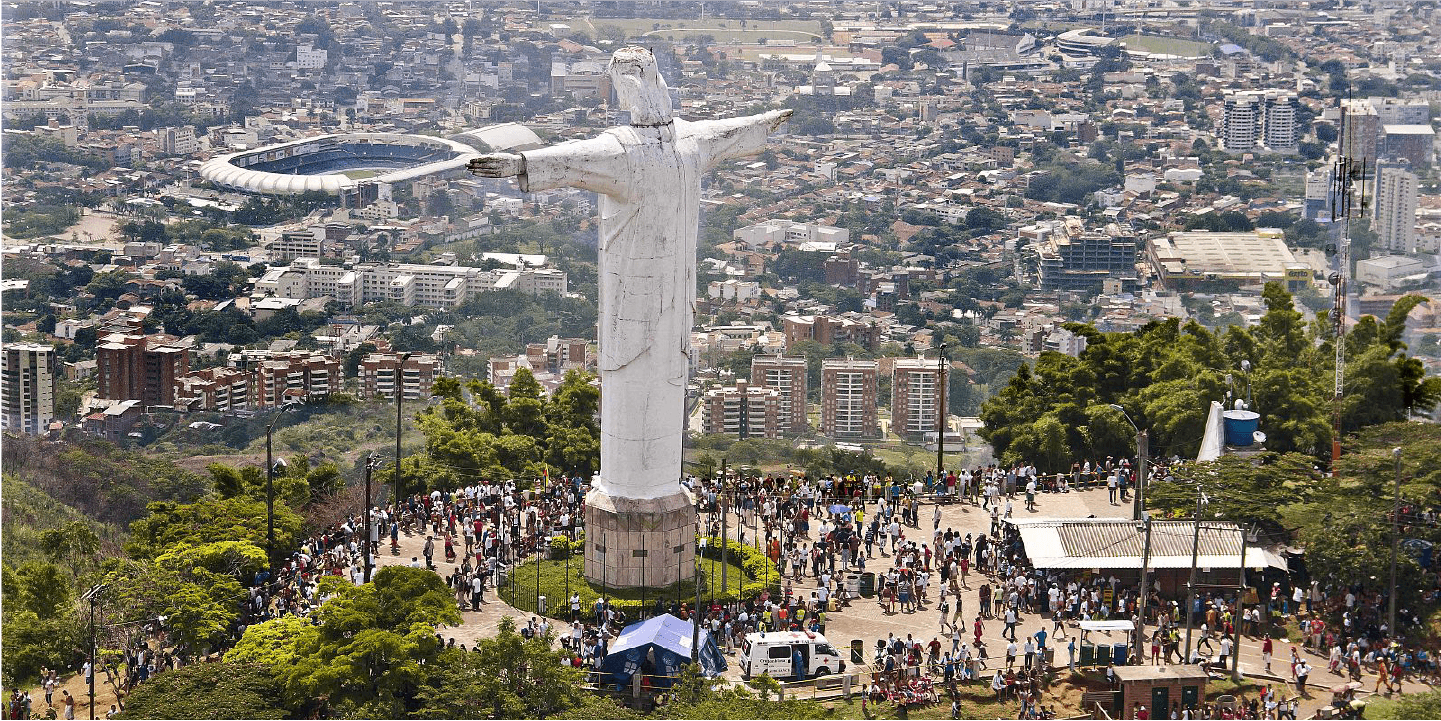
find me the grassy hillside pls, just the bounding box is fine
[1,473,120,570]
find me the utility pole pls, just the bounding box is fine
[1233,528,1248,681]
[83,583,105,721]
[694,537,706,664]
[721,458,728,591]
[1389,447,1402,634]
[395,352,413,517]
[265,404,293,583]
[936,343,947,484]
[1135,429,1148,522]
[1183,488,1206,662]
[1135,515,1152,664]
[363,454,375,582]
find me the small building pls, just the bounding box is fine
[1111,665,1210,718]
[1005,517,1286,595]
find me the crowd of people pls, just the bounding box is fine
[25,459,1441,720]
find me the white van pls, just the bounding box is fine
[740,631,847,680]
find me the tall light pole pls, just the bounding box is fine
[83,583,105,721]
[1233,527,1249,681]
[936,343,948,485]
[694,537,707,664]
[1183,487,1208,662]
[265,403,294,582]
[394,352,413,518]
[1109,404,1147,521]
[1135,514,1152,664]
[363,453,376,583]
[1389,447,1402,634]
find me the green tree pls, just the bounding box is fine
[116,663,288,719]
[231,566,460,716]
[414,616,591,718]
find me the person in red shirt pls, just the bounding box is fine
[1262,636,1274,673]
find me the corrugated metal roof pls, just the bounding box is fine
[1007,518,1287,571]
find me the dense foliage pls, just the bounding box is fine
[116,663,288,719]
[980,284,1439,470]
[402,368,600,489]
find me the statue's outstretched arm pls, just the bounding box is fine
[695,109,793,168]
[467,134,629,197]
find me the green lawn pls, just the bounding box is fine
[338,169,377,179]
[1120,34,1213,57]
[502,554,749,619]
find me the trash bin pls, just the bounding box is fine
[851,639,865,664]
[859,572,876,598]
[1080,641,1095,667]
[1043,647,1055,668]
[538,595,547,615]
[845,573,862,596]
[1112,643,1128,666]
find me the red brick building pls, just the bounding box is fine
[95,332,189,408]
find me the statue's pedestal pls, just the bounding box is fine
[584,486,695,589]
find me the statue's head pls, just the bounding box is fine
[608,46,672,126]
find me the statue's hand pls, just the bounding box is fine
[467,153,525,179]
[765,109,795,131]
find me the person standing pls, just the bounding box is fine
[61,691,74,721]
[1262,635,1274,674]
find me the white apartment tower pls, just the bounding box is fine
[1220,92,1261,152]
[1221,91,1298,154]
[1374,166,1419,253]
[2,343,57,434]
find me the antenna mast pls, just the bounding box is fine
[1328,99,1366,471]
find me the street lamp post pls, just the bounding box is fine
[1183,488,1208,662]
[1389,447,1402,634]
[694,537,707,664]
[83,583,105,721]
[363,453,376,582]
[394,352,413,523]
[936,343,947,484]
[1135,514,1152,664]
[265,404,294,582]
[1109,404,1147,521]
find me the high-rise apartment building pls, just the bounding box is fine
[891,358,943,440]
[1220,92,1261,152]
[1261,93,1299,153]
[1221,90,1298,154]
[1036,218,1139,291]
[820,359,878,439]
[1374,165,1420,253]
[700,380,781,439]
[254,352,343,406]
[750,354,808,435]
[1341,98,1380,165]
[174,366,252,412]
[2,343,57,434]
[358,352,441,400]
[95,332,189,407]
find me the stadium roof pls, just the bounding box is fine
[199,132,478,196]
[455,122,544,152]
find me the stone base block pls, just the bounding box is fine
[584,487,695,589]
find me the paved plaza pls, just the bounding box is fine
[373,484,1433,716]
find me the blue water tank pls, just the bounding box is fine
[1222,410,1260,447]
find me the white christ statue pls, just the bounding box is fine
[469,47,790,506]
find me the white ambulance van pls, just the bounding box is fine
[739,631,847,680]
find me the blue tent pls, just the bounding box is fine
[597,613,727,689]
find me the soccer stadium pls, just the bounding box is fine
[198,132,482,201]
